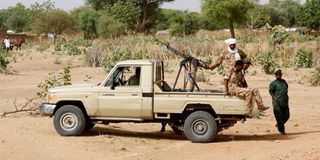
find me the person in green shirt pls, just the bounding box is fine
[269,70,290,135]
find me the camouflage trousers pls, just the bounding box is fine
[230,86,265,116]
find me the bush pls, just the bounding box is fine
[256,51,279,74]
[64,38,91,56]
[37,67,72,98]
[294,48,313,68]
[36,43,50,53]
[0,50,10,73]
[85,40,106,67]
[96,14,125,39]
[309,67,320,86]
[238,34,256,43]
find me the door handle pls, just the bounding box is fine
[103,93,114,96]
[131,94,138,96]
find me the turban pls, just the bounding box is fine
[224,38,236,45]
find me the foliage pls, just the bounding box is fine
[103,45,150,71]
[32,9,76,35]
[202,0,252,37]
[54,42,62,51]
[36,43,50,53]
[266,0,300,27]
[64,38,91,56]
[269,30,289,47]
[96,14,125,39]
[2,3,30,32]
[296,0,320,29]
[85,40,106,67]
[72,7,98,39]
[309,67,320,86]
[37,67,71,98]
[256,51,279,74]
[103,1,141,31]
[294,48,313,68]
[248,4,271,29]
[238,34,256,43]
[0,50,10,73]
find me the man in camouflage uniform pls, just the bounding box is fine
[225,60,269,117]
[206,38,247,80]
[269,70,290,135]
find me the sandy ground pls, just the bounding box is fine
[0,47,320,160]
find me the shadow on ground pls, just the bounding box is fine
[82,125,320,142]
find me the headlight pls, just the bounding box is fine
[47,93,55,101]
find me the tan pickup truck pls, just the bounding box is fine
[41,60,246,143]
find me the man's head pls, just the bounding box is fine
[235,60,244,71]
[225,38,236,50]
[243,60,252,70]
[275,70,282,79]
[5,36,8,39]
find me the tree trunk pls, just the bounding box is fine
[229,18,235,38]
[138,4,149,32]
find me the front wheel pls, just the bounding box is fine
[183,111,217,143]
[53,105,86,136]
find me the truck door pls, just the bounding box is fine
[98,66,142,118]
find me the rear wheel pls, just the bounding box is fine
[53,105,86,136]
[183,111,217,143]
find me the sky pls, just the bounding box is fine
[0,0,269,12]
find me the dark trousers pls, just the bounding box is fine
[273,106,290,133]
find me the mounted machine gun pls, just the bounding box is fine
[154,38,207,92]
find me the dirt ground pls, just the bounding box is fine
[0,47,320,160]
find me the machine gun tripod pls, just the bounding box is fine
[155,38,207,92]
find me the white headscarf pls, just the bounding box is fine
[225,38,241,61]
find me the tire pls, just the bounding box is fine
[183,111,217,143]
[53,105,86,136]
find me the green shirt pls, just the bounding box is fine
[269,79,289,108]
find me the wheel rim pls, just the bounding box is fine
[192,119,208,135]
[60,112,78,131]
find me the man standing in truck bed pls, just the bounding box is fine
[206,38,247,79]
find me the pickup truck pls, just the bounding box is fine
[41,60,246,143]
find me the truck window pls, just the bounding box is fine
[105,66,141,87]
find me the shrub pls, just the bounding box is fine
[309,67,320,86]
[238,34,256,43]
[294,48,313,68]
[37,67,72,98]
[96,14,125,39]
[85,40,106,67]
[0,50,10,73]
[256,51,279,74]
[269,30,289,48]
[64,38,91,56]
[36,43,50,53]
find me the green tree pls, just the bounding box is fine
[267,0,300,27]
[32,9,76,43]
[104,1,141,30]
[248,4,271,29]
[4,3,30,32]
[96,13,125,39]
[72,7,98,39]
[297,0,320,29]
[202,0,252,38]
[86,0,174,32]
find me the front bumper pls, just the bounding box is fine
[40,103,56,116]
